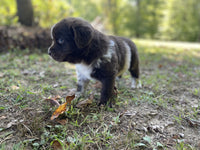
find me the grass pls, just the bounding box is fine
[0,41,200,149]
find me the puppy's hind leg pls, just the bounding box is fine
[129,66,141,89]
[129,55,141,89]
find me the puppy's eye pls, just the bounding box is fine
[57,38,64,44]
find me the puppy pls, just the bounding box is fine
[48,17,141,105]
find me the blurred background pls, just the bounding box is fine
[0,0,200,51]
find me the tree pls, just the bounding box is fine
[16,0,34,26]
[123,0,164,38]
[101,0,122,35]
[167,0,200,41]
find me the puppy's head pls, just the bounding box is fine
[48,17,94,63]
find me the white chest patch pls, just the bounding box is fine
[75,63,93,80]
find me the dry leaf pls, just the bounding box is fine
[50,102,68,120]
[51,140,62,150]
[56,119,68,125]
[46,99,60,107]
[66,94,75,104]
[0,116,6,120]
[76,95,93,108]
[50,94,75,120]
[45,95,61,107]
[158,64,163,68]
[6,120,17,128]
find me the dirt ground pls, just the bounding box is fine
[0,41,200,150]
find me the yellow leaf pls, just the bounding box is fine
[50,94,75,120]
[50,102,68,120]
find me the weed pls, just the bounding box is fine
[174,114,183,125]
[192,88,199,97]
[176,141,195,150]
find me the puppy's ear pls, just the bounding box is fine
[72,24,93,49]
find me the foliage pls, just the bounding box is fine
[33,0,71,27]
[0,0,18,25]
[121,0,165,38]
[0,0,200,42]
[167,0,200,41]
[33,0,100,27]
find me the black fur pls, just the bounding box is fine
[48,17,140,106]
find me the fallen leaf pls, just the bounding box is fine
[0,116,6,120]
[50,102,68,120]
[11,85,19,90]
[50,94,75,120]
[76,99,92,108]
[6,120,17,128]
[45,95,61,107]
[76,94,93,108]
[46,99,60,107]
[51,140,62,150]
[66,94,75,104]
[56,119,68,125]
[158,64,163,68]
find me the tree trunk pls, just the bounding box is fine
[16,0,34,26]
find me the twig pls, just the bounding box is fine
[0,133,13,144]
[22,123,33,136]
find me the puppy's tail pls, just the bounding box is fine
[124,39,139,79]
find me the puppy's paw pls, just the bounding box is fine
[131,78,142,89]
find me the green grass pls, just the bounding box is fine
[0,41,200,149]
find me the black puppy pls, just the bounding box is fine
[48,17,141,105]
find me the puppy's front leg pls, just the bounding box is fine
[99,77,115,106]
[76,73,90,97]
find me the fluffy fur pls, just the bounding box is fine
[48,17,141,105]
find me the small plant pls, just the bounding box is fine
[112,115,120,125]
[134,135,164,150]
[174,114,183,125]
[193,88,199,96]
[176,141,194,150]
